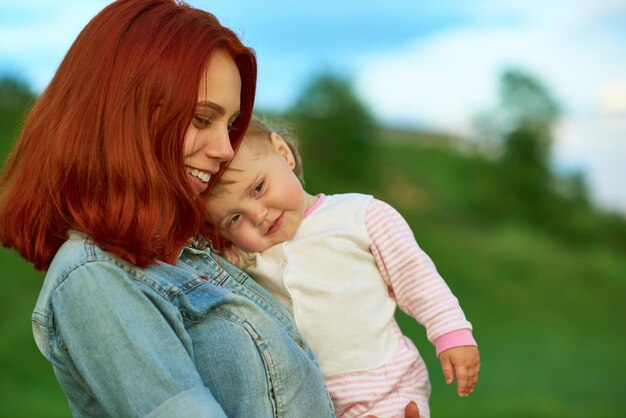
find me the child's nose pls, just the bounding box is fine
[252,205,268,227]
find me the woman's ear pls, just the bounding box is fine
[270,132,296,169]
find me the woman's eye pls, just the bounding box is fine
[194,115,213,128]
[228,116,239,132]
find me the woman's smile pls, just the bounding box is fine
[185,166,212,194]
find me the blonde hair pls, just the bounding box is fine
[245,116,304,184]
[209,116,304,200]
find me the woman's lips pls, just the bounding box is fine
[266,212,285,236]
[187,172,209,194]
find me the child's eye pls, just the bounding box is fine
[227,214,241,228]
[252,181,265,196]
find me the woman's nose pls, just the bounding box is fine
[204,128,234,163]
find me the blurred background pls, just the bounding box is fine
[1,1,625,417]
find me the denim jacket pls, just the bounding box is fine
[32,232,334,417]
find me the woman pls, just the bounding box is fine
[0,1,420,417]
[0,1,333,416]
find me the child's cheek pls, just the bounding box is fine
[236,229,264,253]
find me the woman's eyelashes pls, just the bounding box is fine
[193,114,213,128]
[194,114,238,131]
[228,113,240,132]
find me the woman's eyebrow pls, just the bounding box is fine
[196,101,225,115]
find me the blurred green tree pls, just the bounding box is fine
[499,69,560,168]
[288,72,379,191]
[470,68,614,244]
[475,68,567,219]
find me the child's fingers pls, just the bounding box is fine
[466,366,476,394]
[440,356,455,384]
[440,347,481,396]
[467,368,475,394]
[454,364,470,397]
[468,360,481,393]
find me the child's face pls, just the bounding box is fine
[206,133,308,253]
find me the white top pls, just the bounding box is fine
[246,193,473,378]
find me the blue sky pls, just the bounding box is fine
[1,0,625,213]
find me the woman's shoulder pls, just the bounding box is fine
[33,234,227,348]
[37,232,205,318]
[43,231,121,293]
[45,232,157,290]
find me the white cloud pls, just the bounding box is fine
[554,115,626,213]
[354,1,626,213]
[598,81,626,114]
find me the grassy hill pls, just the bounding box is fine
[1,79,625,416]
[382,137,625,417]
[301,130,626,417]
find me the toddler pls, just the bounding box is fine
[206,118,480,418]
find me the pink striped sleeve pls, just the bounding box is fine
[365,198,476,351]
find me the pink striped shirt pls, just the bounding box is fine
[246,194,476,418]
[315,195,475,417]
[365,198,475,357]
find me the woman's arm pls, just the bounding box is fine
[51,261,227,418]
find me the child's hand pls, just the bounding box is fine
[439,345,480,397]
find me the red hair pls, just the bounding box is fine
[0,0,256,270]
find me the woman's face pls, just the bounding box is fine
[183,49,242,195]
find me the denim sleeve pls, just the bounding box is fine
[51,261,227,418]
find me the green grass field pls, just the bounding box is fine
[381,141,626,418]
[0,249,71,417]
